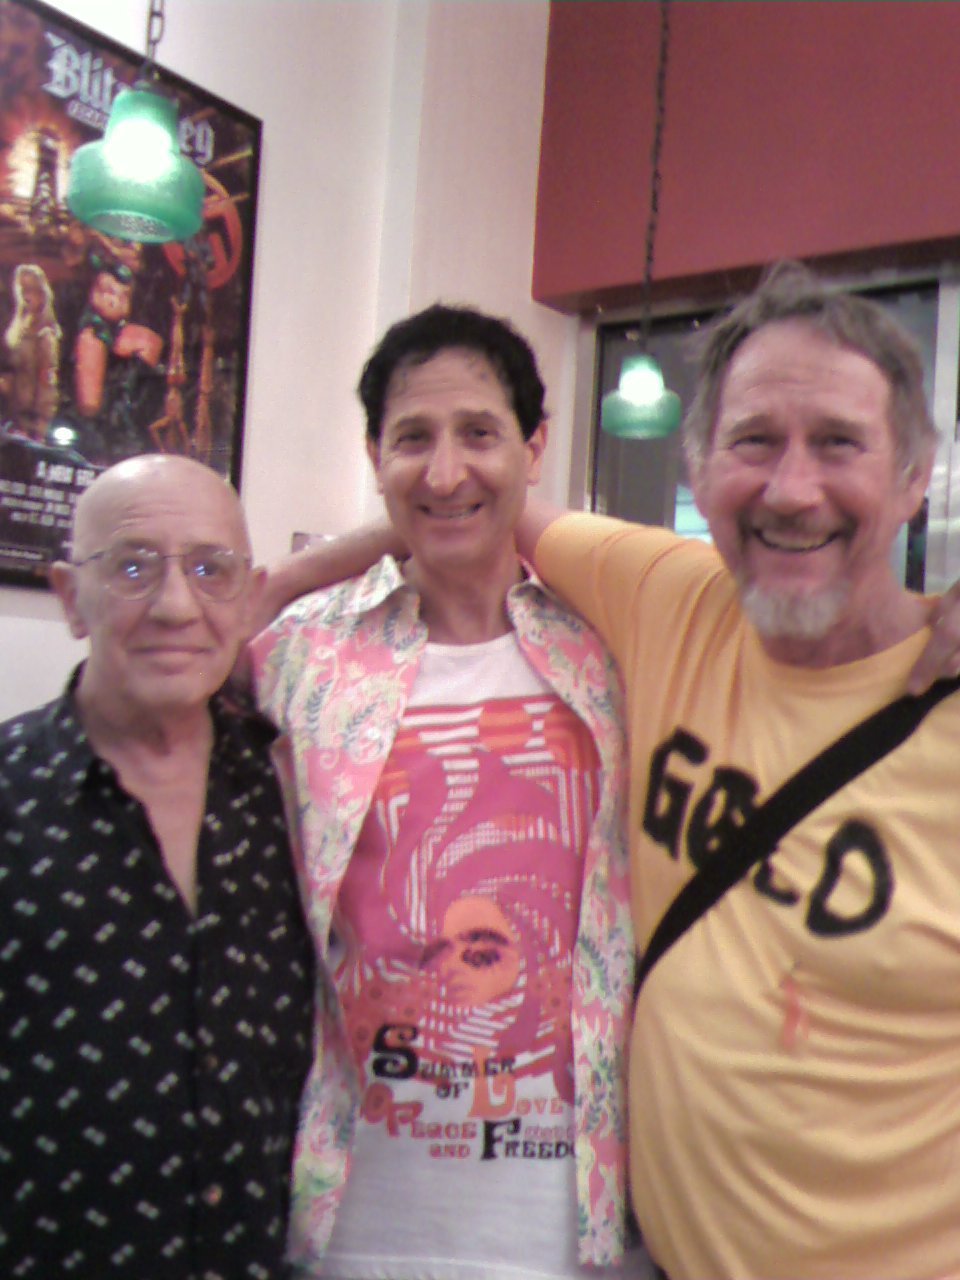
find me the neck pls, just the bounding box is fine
[757,583,929,668]
[75,676,214,919]
[407,553,523,645]
[76,678,214,761]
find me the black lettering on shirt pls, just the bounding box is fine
[806,819,892,937]
[371,1023,419,1079]
[753,858,800,906]
[644,727,895,941]
[480,1117,521,1160]
[643,729,709,859]
[686,766,758,871]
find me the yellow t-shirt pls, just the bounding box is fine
[537,512,960,1280]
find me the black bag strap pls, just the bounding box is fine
[635,675,960,995]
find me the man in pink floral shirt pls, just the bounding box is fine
[251,306,651,1279]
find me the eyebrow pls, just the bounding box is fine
[386,408,505,430]
[720,411,868,436]
[455,928,512,944]
[714,414,773,440]
[383,413,430,432]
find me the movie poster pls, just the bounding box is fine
[0,0,260,586]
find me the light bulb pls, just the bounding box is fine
[103,116,179,182]
[619,354,665,405]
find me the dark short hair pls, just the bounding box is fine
[684,261,938,473]
[358,303,546,441]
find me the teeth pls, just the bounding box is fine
[424,506,479,520]
[757,530,832,552]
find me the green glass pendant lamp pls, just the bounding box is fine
[601,0,682,442]
[600,352,682,440]
[67,0,204,243]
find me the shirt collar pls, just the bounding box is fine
[52,664,276,802]
[341,553,556,621]
[40,665,104,803]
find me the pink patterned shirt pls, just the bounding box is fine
[251,557,634,1271]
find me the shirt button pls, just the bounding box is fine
[202,1184,223,1207]
[203,1053,219,1072]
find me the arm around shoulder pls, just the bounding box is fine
[253,521,406,635]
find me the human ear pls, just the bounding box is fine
[688,460,710,519]
[237,565,268,642]
[525,421,548,485]
[901,449,934,521]
[49,561,90,640]
[365,436,384,494]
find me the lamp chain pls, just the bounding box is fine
[146,0,165,66]
[640,0,671,351]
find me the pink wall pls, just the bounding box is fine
[534,2,960,313]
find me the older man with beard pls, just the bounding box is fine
[517,261,960,1279]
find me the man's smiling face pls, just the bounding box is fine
[368,347,545,581]
[691,319,930,658]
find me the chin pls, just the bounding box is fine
[132,672,220,712]
[740,582,850,642]
[419,542,491,572]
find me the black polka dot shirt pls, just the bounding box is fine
[0,674,316,1279]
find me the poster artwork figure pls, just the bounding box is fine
[1,262,60,441]
[73,259,163,419]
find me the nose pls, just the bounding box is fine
[424,434,467,493]
[147,558,203,622]
[763,441,824,512]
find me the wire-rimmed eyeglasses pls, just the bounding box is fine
[71,542,252,602]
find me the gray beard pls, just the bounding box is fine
[740,580,850,642]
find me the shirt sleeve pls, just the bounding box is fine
[248,611,298,729]
[534,512,724,671]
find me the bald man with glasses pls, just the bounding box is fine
[0,454,315,1280]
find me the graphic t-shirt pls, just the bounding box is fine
[320,632,603,1279]
[536,513,960,1280]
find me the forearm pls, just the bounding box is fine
[254,520,406,632]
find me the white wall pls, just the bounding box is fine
[0,0,577,720]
